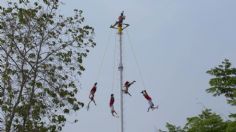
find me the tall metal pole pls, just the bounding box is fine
[118,31,124,132]
[110,11,129,132]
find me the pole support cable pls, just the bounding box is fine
[95,29,113,82]
[125,30,147,89]
[111,33,118,93]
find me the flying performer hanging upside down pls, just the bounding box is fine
[141,90,158,112]
[109,94,119,118]
[123,80,136,96]
[87,82,97,111]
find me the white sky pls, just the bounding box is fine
[1,0,236,132]
[61,0,236,132]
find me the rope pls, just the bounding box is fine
[95,29,113,82]
[111,33,118,93]
[125,30,147,89]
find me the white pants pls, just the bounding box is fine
[110,105,114,112]
[148,100,154,107]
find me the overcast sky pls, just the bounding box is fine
[2,0,236,132]
[58,0,236,132]
[60,0,236,132]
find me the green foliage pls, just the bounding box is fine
[225,121,236,132]
[206,59,236,106]
[185,109,227,132]
[161,59,236,132]
[163,123,185,132]
[0,0,95,131]
[160,109,236,132]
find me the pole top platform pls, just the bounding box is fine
[110,11,129,34]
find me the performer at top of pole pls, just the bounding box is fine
[110,11,129,34]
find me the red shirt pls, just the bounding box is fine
[110,96,114,107]
[90,86,96,94]
[118,15,125,27]
[144,94,152,101]
[118,16,124,23]
[124,81,129,86]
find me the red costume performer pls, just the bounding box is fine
[117,11,125,27]
[123,80,136,96]
[87,82,97,110]
[141,90,158,112]
[109,94,118,117]
[110,11,129,33]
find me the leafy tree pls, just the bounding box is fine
[158,123,185,132]
[225,120,236,132]
[207,59,236,120]
[206,59,236,106]
[161,109,231,132]
[160,59,236,132]
[184,109,227,132]
[0,0,95,131]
